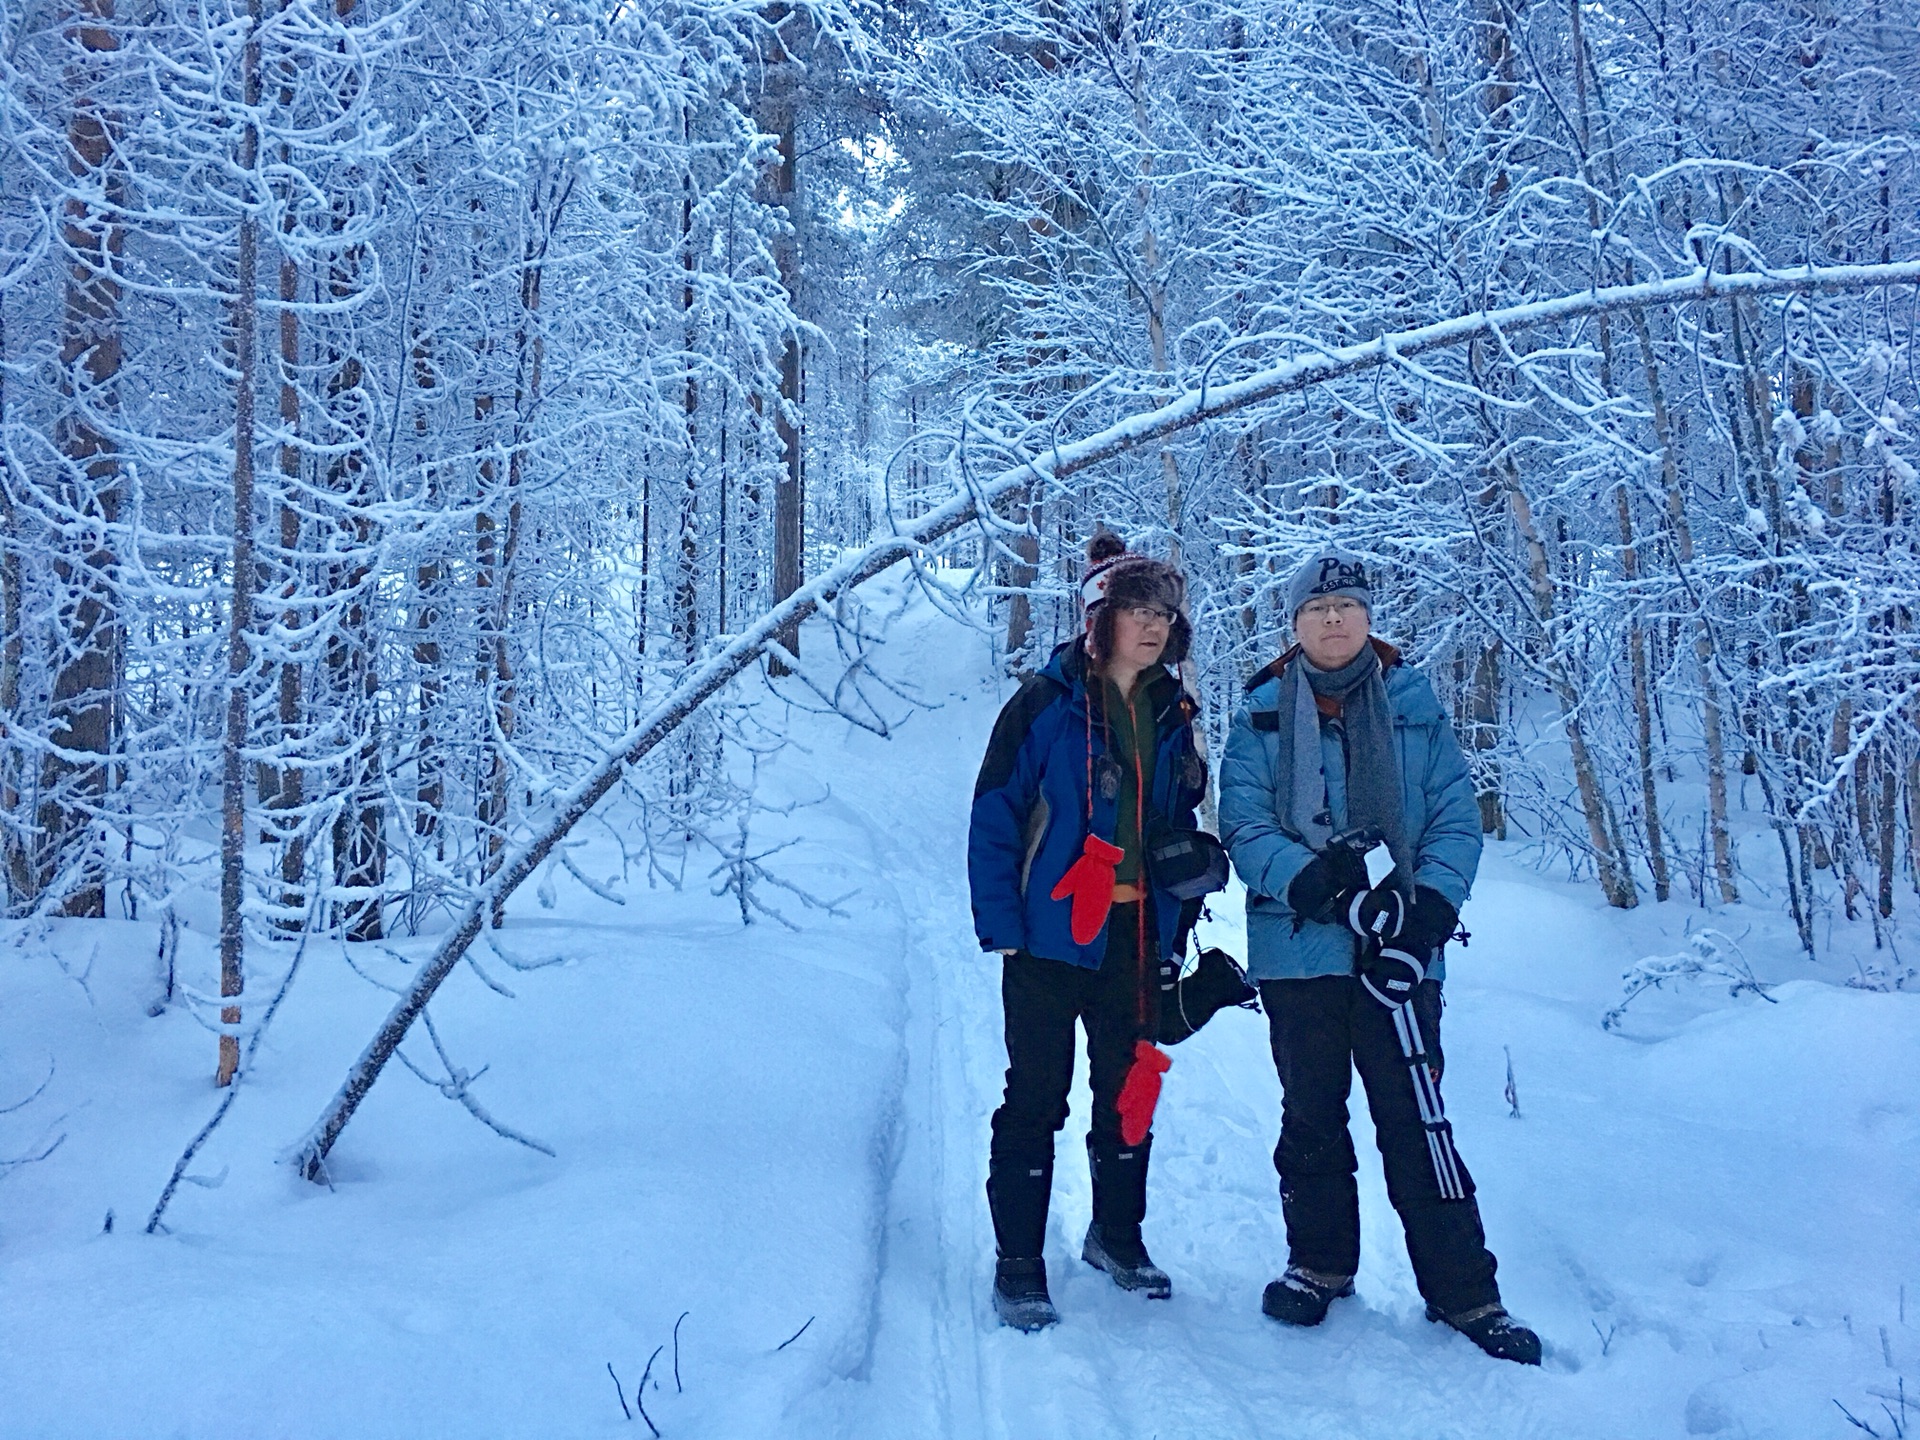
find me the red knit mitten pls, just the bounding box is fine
[1115,1040,1172,1146]
[1050,834,1125,944]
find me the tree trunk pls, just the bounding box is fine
[219,0,264,1086]
[316,0,382,943]
[1002,488,1041,672]
[1907,752,1919,900]
[0,265,26,904]
[673,96,703,794]
[1470,641,1505,838]
[1874,743,1897,920]
[268,168,304,933]
[477,169,559,925]
[324,307,382,941]
[412,246,443,863]
[634,462,651,701]
[761,6,804,670]
[1617,473,1670,901]
[44,0,125,919]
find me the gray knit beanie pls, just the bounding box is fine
[1287,549,1372,623]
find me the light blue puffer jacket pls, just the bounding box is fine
[1218,646,1483,982]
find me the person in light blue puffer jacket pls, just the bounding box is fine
[1220,641,1481,985]
[1217,548,1540,1366]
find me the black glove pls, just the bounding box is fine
[1399,886,1460,958]
[1357,943,1425,1007]
[1287,845,1369,927]
[1345,886,1406,942]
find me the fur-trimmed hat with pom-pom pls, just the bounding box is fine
[1079,529,1192,666]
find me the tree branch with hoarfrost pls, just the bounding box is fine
[292,257,1920,1181]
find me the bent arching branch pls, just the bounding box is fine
[292,257,1920,1181]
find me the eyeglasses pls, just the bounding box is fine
[1300,598,1365,622]
[1125,605,1178,627]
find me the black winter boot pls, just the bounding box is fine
[993,1257,1060,1332]
[1084,1137,1172,1299]
[1261,1267,1355,1327]
[1426,1302,1542,1365]
[987,1147,1054,1262]
[1081,1223,1172,1298]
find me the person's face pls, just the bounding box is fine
[1295,595,1370,669]
[1102,602,1173,672]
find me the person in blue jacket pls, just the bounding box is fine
[968,531,1209,1331]
[1218,548,1540,1365]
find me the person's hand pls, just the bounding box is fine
[1356,944,1424,1007]
[1345,886,1406,942]
[997,948,1019,956]
[1287,845,1368,926]
[1399,886,1460,958]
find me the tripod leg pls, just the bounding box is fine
[1390,1002,1466,1201]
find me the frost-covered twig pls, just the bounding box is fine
[0,1057,55,1116]
[1601,929,1777,1031]
[0,1131,66,1174]
[1833,1399,1883,1437]
[701,758,857,928]
[393,1010,555,1158]
[0,1058,65,1176]
[483,929,565,974]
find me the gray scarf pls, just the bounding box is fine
[1273,644,1413,895]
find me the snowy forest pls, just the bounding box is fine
[3,0,1918,1433]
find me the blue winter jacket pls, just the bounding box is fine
[1218,643,1482,982]
[969,641,1209,969]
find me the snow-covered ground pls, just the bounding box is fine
[2,586,1916,1439]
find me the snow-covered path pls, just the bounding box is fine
[2,588,1916,1438]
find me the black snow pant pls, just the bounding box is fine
[1260,974,1501,1316]
[987,903,1157,1260]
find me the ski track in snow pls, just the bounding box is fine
[1,583,1916,1439]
